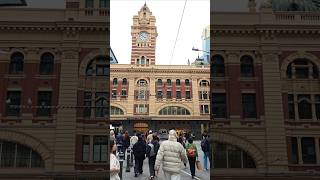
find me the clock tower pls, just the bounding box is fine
[131,3,157,65]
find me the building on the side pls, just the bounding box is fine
[211,0,320,179]
[201,25,210,64]
[110,3,210,138]
[0,0,27,6]
[0,0,109,179]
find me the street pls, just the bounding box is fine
[121,141,210,180]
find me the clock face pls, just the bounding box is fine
[138,31,149,42]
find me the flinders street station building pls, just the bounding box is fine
[110,4,210,137]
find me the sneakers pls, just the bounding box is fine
[149,176,154,180]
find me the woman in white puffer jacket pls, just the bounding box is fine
[155,130,188,180]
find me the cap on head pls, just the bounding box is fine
[149,130,153,133]
[169,129,177,137]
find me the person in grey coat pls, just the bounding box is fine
[155,129,188,180]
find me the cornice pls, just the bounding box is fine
[0,21,108,32]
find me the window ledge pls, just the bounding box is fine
[34,75,56,79]
[4,74,25,78]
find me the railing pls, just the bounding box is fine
[274,12,320,25]
[81,8,109,17]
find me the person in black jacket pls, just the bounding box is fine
[133,134,146,177]
[201,134,210,171]
[146,135,160,180]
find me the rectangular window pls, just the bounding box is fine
[135,104,148,114]
[200,105,209,114]
[186,91,191,99]
[289,137,298,164]
[301,137,316,164]
[166,91,171,99]
[93,136,107,163]
[138,90,145,100]
[212,93,226,118]
[298,94,312,119]
[99,0,107,8]
[121,89,127,98]
[315,95,320,120]
[111,90,117,99]
[96,65,108,76]
[288,94,295,119]
[242,93,257,119]
[157,91,162,99]
[176,91,181,99]
[199,91,209,100]
[82,136,90,162]
[83,92,92,118]
[6,91,21,117]
[36,91,52,117]
[85,0,94,8]
[95,92,107,118]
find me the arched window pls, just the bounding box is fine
[113,78,118,85]
[211,55,225,77]
[122,78,127,85]
[176,79,181,86]
[200,80,209,87]
[213,142,256,168]
[0,140,44,168]
[166,79,171,86]
[85,56,108,76]
[9,52,24,74]
[159,106,191,115]
[141,56,145,65]
[286,59,319,79]
[110,106,124,115]
[157,79,162,86]
[185,79,190,86]
[137,79,147,86]
[39,52,54,75]
[240,55,254,77]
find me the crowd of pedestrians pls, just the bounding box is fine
[110,129,211,180]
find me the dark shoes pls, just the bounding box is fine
[134,173,138,177]
[192,175,195,179]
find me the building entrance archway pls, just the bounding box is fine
[134,122,149,134]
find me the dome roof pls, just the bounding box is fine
[266,0,320,11]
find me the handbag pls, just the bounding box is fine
[196,160,203,171]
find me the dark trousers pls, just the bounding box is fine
[188,156,196,176]
[134,157,144,174]
[148,156,156,177]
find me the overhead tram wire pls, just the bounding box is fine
[169,0,188,65]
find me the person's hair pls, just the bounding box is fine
[188,138,193,144]
[110,140,115,150]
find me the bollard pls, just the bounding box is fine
[126,149,131,172]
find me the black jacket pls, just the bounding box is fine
[133,140,146,159]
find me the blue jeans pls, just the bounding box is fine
[203,151,209,170]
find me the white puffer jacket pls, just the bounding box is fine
[155,134,188,173]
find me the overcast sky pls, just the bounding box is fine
[111,0,210,65]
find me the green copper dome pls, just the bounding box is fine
[267,0,320,11]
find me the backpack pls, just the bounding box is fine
[187,144,196,157]
[201,139,207,151]
[147,143,156,157]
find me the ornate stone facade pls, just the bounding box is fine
[110,4,210,138]
[0,0,108,179]
[211,1,320,179]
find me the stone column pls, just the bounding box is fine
[54,48,78,171]
[262,52,288,173]
[127,77,135,116]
